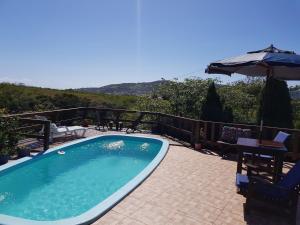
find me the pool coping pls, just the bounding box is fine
[0,134,169,225]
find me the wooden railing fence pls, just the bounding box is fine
[3,107,300,160]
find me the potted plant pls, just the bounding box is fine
[17,146,30,158]
[0,147,9,165]
[0,117,20,165]
[195,142,202,150]
[195,128,205,150]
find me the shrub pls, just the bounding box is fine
[0,117,20,156]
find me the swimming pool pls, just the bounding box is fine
[0,134,169,225]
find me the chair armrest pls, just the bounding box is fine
[248,176,292,199]
[250,176,285,189]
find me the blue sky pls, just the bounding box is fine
[0,0,300,89]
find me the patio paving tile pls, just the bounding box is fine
[92,210,127,225]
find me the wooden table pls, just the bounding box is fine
[236,138,287,182]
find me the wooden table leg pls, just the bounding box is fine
[273,154,284,182]
[237,150,243,174]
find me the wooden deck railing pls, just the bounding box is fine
[3,107,300,160]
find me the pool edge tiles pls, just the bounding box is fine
[0,134,169,225]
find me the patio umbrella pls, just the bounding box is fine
[205,45,300,138]
[205,45,300,79]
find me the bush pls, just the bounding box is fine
[0,117,20,156]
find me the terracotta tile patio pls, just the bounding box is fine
[24,128,300,225]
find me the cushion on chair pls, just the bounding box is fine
[273,131,290,143]
[253,180,290,200]
[236,128,251,139]
[277,161,300,190]
[236,173,249,190]
[220,126,251,144]
[220,126,237,144]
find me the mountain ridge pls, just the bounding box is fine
[76,80,166,96]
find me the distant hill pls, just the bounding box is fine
[77,80,167,96]
[0,83,139,114]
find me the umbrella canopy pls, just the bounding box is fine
[206,45,300,80]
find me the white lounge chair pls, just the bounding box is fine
[50,123,87,142]
[65,125,87,137]
[34,116,87,142]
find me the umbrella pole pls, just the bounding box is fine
[259,69,271,144]
[259,79,266,144]
[259,119,263,143]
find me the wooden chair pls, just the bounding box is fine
[244,131,290,177]
[95,111,109,131]
[126,113,145,134]
[245,161,300,225]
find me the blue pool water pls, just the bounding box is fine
[0,135,166,223]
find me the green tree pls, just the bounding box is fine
[158,79,183,115]
[200,82,223,121]
[135,96,171,113]
[257,77,293,128]
[158,78,212,118]
[218,78,263,123]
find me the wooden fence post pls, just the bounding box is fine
[178,118,182,140]
[160,114,164,134]
[192,121,201,145]
[203,121,208,140]
[115,112,121,130]
[211,122,216,141]
[155,113,162,134]
[43,120,50,151]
